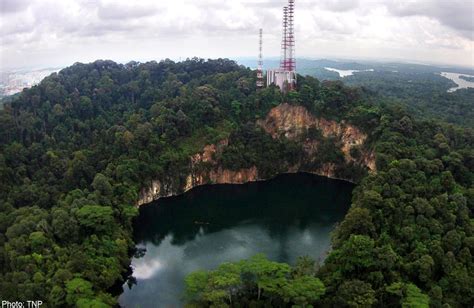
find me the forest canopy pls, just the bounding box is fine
[0,58,472,307]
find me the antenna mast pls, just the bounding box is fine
[287,0,295,73]
[262,0,297,93]
[257,28,264,88]
[280,6,288,70]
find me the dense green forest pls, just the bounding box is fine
[243,58,474,127]
[0,59,472,307]
[342,71,474,128]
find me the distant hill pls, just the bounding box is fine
[238,58,474,127]
[237,57,474,75]
[0,67,62,98]
[460,75,474,82]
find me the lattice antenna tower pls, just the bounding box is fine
[256,28,264,88]
[286,0,296,72]
[280,6,288,70]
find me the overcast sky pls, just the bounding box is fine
[1,0,473,70]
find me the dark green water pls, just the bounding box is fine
[119,173,354,307]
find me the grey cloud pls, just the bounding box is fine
[386,0,473,39]
[319,0,360,12]
[244,2,280,9]
[85,21,144,36]
[311,12,357,36]
[241,1,315,11]
[1,0,473,69]
[97,2,157,20]
[0,19,34,36]
[58,17,147,38]
[0,0,30,14]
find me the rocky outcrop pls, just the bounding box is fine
[209,166,258,184]
[184,167,259,191]
[137,180,161,206]
[137,139,259,206]
[137,180,177,206]
[257,103,318,139]
[137,103,376,206]
[361,151,377,172]
[185,139,259,188]
[257,103,372,166]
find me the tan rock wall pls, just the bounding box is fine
[257,103,373,167]
[137,103,376,206]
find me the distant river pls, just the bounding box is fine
[325,67,374,77]
[440,72,474,92]
[118,173,354,307]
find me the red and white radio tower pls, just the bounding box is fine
[281,0,295,72]
[257,28,264,88]
[286,0,296,72]
[279,0,296,91]
[264,0,297,92]
[280,6,288,70]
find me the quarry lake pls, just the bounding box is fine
[118,173,354,307]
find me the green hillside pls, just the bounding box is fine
[0,59,472,307]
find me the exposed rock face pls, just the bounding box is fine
[210,166,258,184]
[257,103,318,139]
[185,139,258,188]
[137,103,376,206]
[184,167,258,191]
[361,151,377,172]
[257,103,372,166]
[137,180,161,206]
[138,139,259,206]
[191,140,228,164]
[137,179,176,206]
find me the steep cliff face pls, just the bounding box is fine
[257,103,318,139]
[137,180,161,206]
[184,140,258,191]
[184,139,257,187]
[257,103,373,166]
[137,140,259,206]
[137,103,376,206]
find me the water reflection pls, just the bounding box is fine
[440,72,474,92]
[119,173,354,307]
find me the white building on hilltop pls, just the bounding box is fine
[264,0,296,93]
[266,69,297,92]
